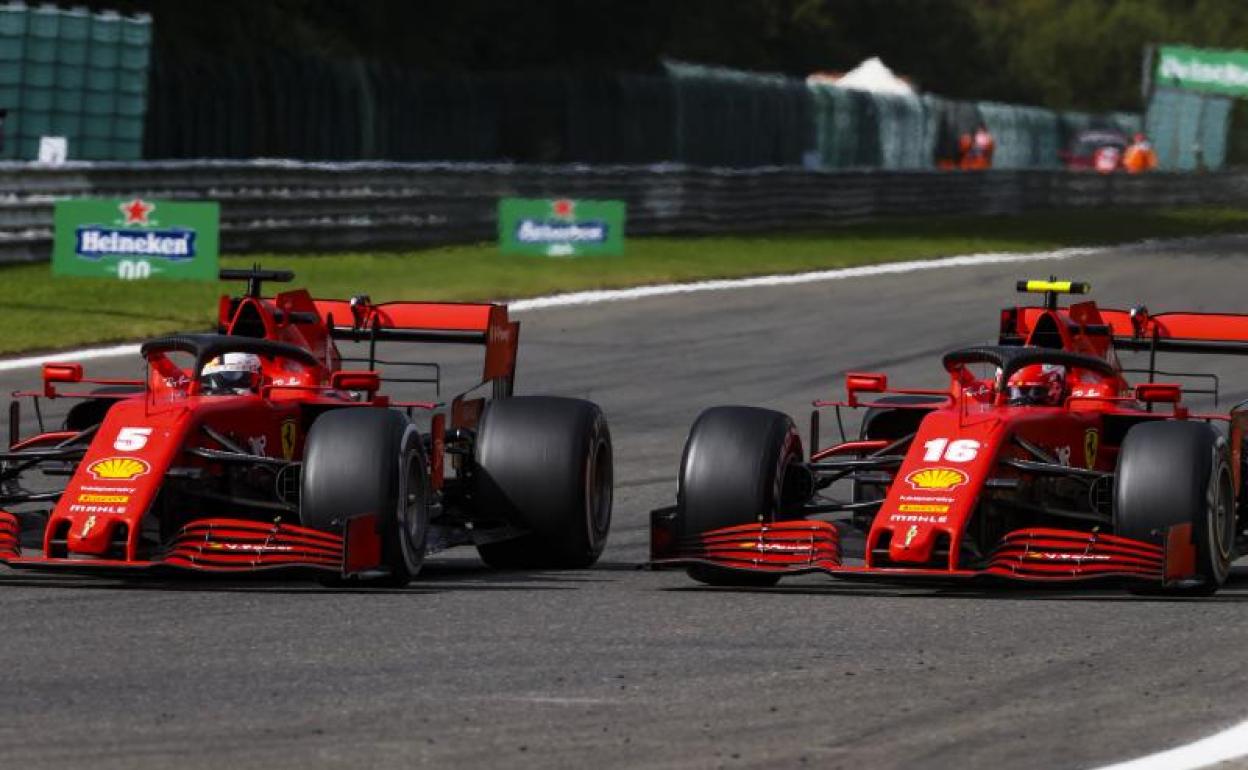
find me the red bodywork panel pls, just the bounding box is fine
[867,406,1109,569]
[46,394,304,561]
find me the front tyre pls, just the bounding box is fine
[474,396,613,569]
[300,408,429,587]
[678,406,805,587]
[1114,420,1235,594]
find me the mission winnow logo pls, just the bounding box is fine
[74,198,197,261]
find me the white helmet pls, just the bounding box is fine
[202,352,262,394]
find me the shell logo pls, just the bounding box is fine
[905,467,969,491]
[86,456,151,481]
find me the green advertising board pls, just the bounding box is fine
[498,198,625,256]
[1156,45,1248,98]
[52,198,220,280]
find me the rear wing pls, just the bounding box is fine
[1007,304,1248,356]
[312,298,520,394]
[1099,309,1248,356]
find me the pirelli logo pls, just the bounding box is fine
[77,494,130,504]
[898,503,949,513]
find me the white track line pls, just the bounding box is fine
[1089,721,1248,770]
[0,342,140,373]
[0,243,1103,374]
[508,245,1102,311]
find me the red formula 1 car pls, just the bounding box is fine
[652,280,1248,595]
[0,268,613,585]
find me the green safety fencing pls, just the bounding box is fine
[663,60,811,167]
[1146,87,1232,170]
[144,56,811,166]
[10,10,1225,172]
[807,90,958,170]
[807,84,1146,170]
[145,51,1147,170]
[0,3,151,160]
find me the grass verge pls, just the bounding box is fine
[3,206,1248,356]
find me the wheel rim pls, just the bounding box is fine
[771,428,801,518]
[584,434,613,548]
[1208,462,1235,575]
[398,448,428,573]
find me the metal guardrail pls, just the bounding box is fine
[2,161,1247,264]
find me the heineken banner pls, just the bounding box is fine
[1156,45,1248,98]
[52,198,220,281]
[498,198,625,256]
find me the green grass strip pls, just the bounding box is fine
[3,207,1247,356]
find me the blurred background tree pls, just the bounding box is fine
[79,0,1248,110]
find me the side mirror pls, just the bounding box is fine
[331,370,381,393]
[1134,382,1181,404]
[42,362,83,397]
[846,372,887,406]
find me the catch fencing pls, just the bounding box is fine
[2,161,1246,264]
[0,4,151,161]
[139,55,1148,171]
[0,10,1234,172]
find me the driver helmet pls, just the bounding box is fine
[202,352,262,395]
[1007,364,1065,406]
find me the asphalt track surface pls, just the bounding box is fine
[4,238,1248,770]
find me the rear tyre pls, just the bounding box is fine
[300,408,428,587]
[473,397,613,569]
[678,406,805,587]
[1115,420,1235,594]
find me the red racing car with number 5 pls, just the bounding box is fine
[652,279,1246,595]
[1,268,613,585]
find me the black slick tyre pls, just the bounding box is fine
[300,408,429,587]
[1114,420,1235,594]
[473,396,613,569]
[677,406,805,587]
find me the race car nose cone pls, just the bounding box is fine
[63,511,124,557]
[888,523,941,565]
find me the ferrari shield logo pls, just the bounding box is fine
[1084,429,1099,470]
[281,420,298,460]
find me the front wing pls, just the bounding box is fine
[650,511,1200,587]
[0,512,386,578]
